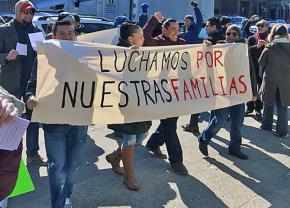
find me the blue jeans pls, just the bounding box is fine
[146,117,183,164]
[24,108,40,157]
[198,104,245,152]
[261,91,288,135]
[118,133,146,149]
[44,125,87,208]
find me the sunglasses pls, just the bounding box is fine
[22,10,34,15]
[226,32,238,37]
[257,25,265,28]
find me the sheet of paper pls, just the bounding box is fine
[0,117,30,151]
[29,32,45,51]
[16,43,27,56]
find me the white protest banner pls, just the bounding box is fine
[32,40,252,125]
[78,28,119,45]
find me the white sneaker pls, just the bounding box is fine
[64,198,72,208]
[0,198,8,208]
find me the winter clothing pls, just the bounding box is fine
[180,6,203,44]
[259,38,290,107]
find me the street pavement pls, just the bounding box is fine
[9,112,290,208]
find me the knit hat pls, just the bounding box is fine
[113,16,129,28]
[141,3,149,13]
[226,24,241,38]
[184,15,194,22]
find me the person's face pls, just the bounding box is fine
[205,22,216,34]
[53,25,76,41]
[257,24,268,34]
[20,9,34,24]
[225,29,239,43]
[184,18,192,28]
[128,28,144,47]
[163,22,180,42]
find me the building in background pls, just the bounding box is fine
[215,0,290,22]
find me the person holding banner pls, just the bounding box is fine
[107,22,152,191]
[143,12,188,175]
[0,86,24,208]
[198,25,258,160]
[25,20,87,208]
[181,16,225,133]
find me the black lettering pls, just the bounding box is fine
[62,82,78,108]
[161,79,172,102]
[139,51,150,71]
[162,52,171,70]
[114,50,127,72]
[141,80,155,105]
[171,52,180,70]
[153,80,165,103]
[101,81,115,107]
[80,81,95,108]
[180,52,189,70]
[128,51,140,72]
[130,81,141,106]
[118,81,129,107]
[149,52,158,71]
[99,50,109,72]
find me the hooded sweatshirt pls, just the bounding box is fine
[14,0,39,96]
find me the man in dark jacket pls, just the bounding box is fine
[245,20,269,117]
[179,0,203,44]
[138,2,149,28]
[205,16,224,45]
[0,0,45,166]
[143,12,188,175]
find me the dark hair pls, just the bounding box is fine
[268,24,289,42]
[52,20,74,35]
[207,17,221,30]
[220,16,232,26]
[72,13,80,23]
[119,22,141,41]
[162,18,177,29]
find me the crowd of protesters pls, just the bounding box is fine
[1,0,290,208]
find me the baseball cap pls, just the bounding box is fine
[20,1,36,12]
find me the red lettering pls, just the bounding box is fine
[197,51,203,69]
[183,80,192,100]
[200,77,209,98]
[209,77,218,96]
[229,77,239,95]
[170,79,180,101]
[218,76,227,96]
[239,75,247,94]
[190,78,201,99]
[214,50,224,67]
[205,52,213,67]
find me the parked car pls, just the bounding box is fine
[249,21,290,35]
[0,12,114,34]
[229,16,247,27]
